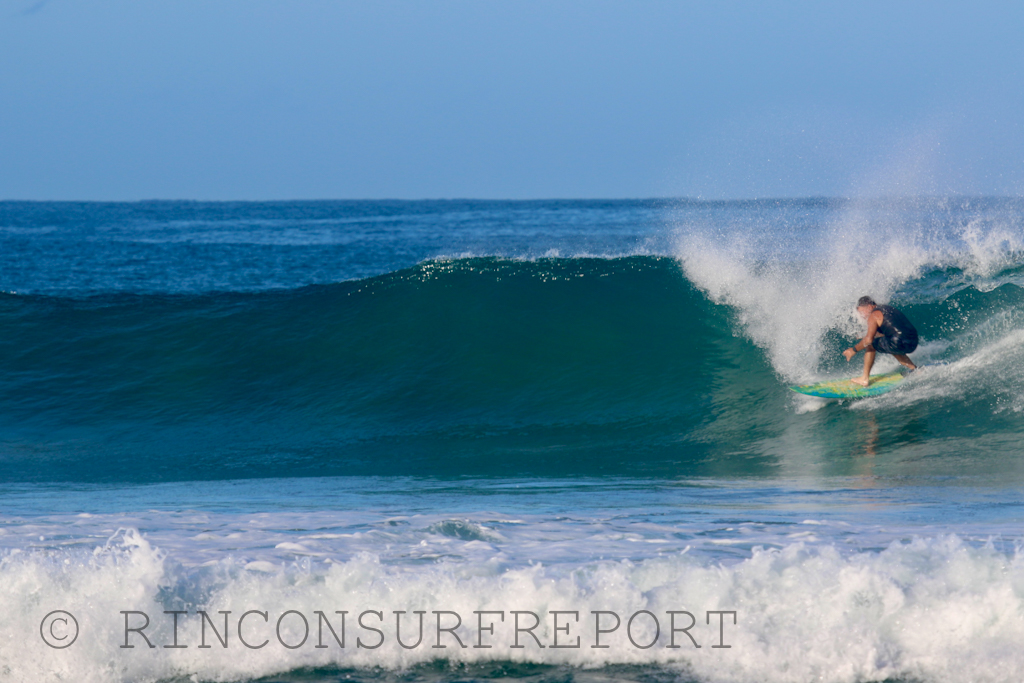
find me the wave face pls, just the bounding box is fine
[3,249,1024,483]
[0,257,767,480]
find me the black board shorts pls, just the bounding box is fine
[871,335,918,355]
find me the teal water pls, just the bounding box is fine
[2,256,1023,482]
[1,198,1024,683]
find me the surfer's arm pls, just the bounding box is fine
[843,312,881,360]
[854,314,881,352]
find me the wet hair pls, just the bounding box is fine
[857,296,877,308]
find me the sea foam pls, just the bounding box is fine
[674,199,1024,384]
[5,529,1024,683]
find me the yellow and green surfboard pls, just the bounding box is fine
[791,370,907,399]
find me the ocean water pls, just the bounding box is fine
[1,198,1024,683]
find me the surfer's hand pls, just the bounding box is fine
[843,347,856,361]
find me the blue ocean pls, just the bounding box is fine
[2,199,1024,683]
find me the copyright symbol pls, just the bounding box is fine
[40,611,78,649]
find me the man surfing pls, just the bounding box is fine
[843,296,918,387]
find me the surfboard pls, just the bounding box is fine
[790,369,907,399]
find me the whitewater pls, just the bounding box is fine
[1,198,1024,683]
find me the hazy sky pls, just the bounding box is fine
[2,1,1023,200]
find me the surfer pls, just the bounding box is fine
[843,296,918,387]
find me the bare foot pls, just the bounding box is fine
[851,377,870,387]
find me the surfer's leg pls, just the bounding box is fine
[852,348,875,387]
[894,354,917,371]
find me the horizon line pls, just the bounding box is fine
[1,194,1020,204]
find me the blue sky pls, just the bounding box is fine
[2,1,1022,200]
